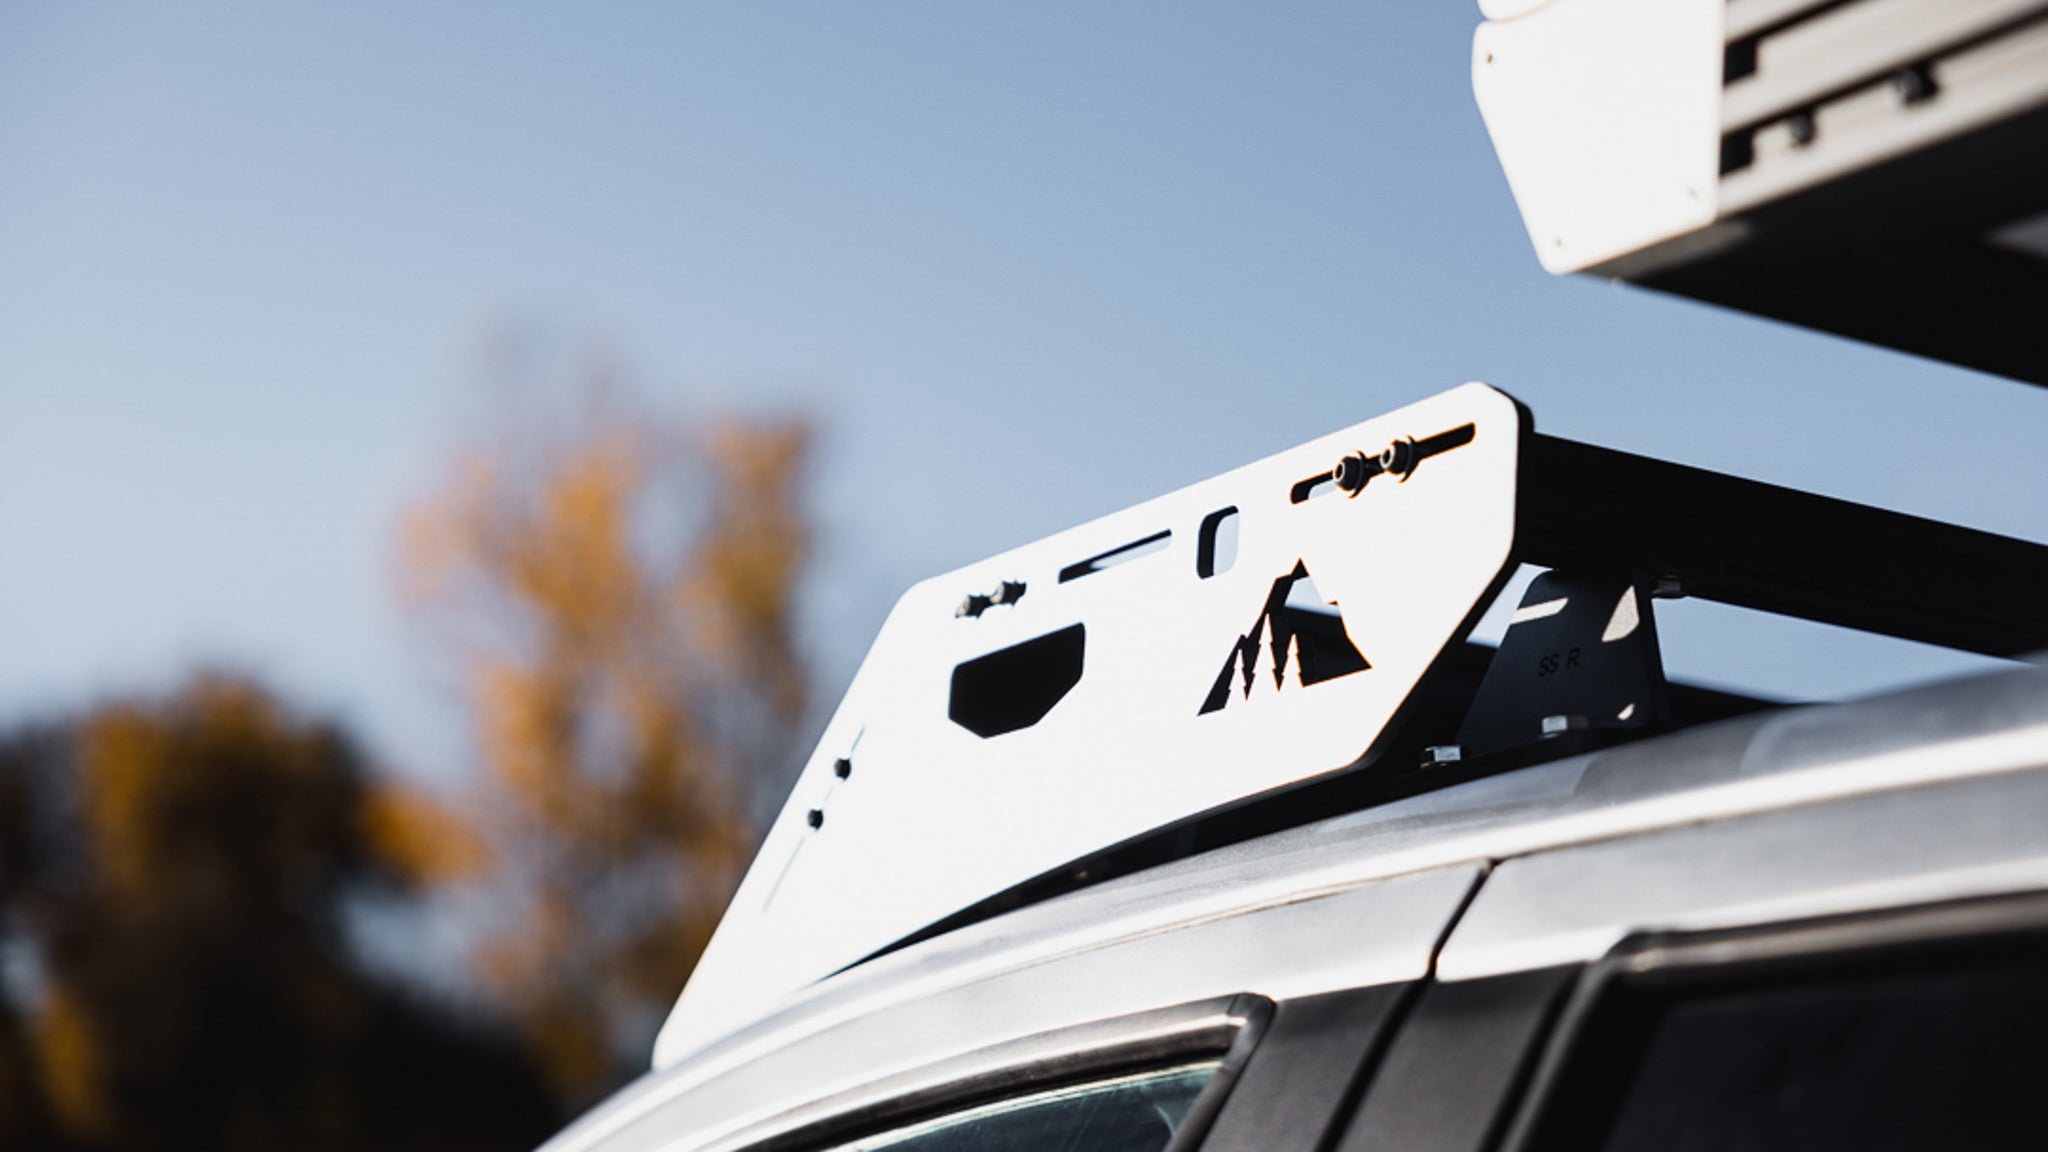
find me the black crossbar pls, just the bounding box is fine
[1518,434,2048,658]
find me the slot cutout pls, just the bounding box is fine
[1197,507,1240,579]
[1723,36,1757,84]
[1290,471,1338,504]
[1059,531,1171,583]
[1720,130,1755,175]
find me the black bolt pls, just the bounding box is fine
[1890,64,1937,105]
[1379,438,1419,477]
[1333,453,1370,494]
[1786,110,1817,146]
[806,808,825,830]
[833,757,853,780]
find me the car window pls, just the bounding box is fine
[1523,957,2048,1152]
[828,1062,1219,1152]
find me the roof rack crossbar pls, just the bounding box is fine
[1520,434,2048,658]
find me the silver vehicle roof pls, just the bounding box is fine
[549,658,2048,1152]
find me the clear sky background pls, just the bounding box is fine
[5,3,2045,789]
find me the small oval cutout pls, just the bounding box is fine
[1197,507,1239,579]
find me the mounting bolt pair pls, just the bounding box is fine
[956,579,1027,619]
[806,758,855,831]
[1334,438,1418,495]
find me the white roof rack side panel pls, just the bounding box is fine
[1472,0,1723,272]
[655,383,1526,1067]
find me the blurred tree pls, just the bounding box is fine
[0,678,561,1152]
[0,724,63,1149]
[402,382,812,1104]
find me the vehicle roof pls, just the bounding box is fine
[616,658,2048,1105]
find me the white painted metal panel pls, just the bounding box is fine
[1472,0,1723,272]
[659,384,1525,1064]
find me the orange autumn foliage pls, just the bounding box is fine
[402,390,812,1102]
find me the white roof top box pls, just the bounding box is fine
[1473,0,2048,386]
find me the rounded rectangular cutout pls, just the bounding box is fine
[1197,507,1240,579]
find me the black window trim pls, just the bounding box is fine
[1198,982,1418,1152]
[1496,889,2048,1152]
[1330,964,1581,1152]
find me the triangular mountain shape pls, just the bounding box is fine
[1199,560,1370,714]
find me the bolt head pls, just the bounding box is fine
[1333,454,1368,493]
[1379,438,1418,477]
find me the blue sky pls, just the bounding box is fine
[4,3,2044,787]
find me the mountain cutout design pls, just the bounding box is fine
[1199,560,1370,714]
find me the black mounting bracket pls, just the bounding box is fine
[1456,570,1671,761]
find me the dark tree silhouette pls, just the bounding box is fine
[0,677,562,1152]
